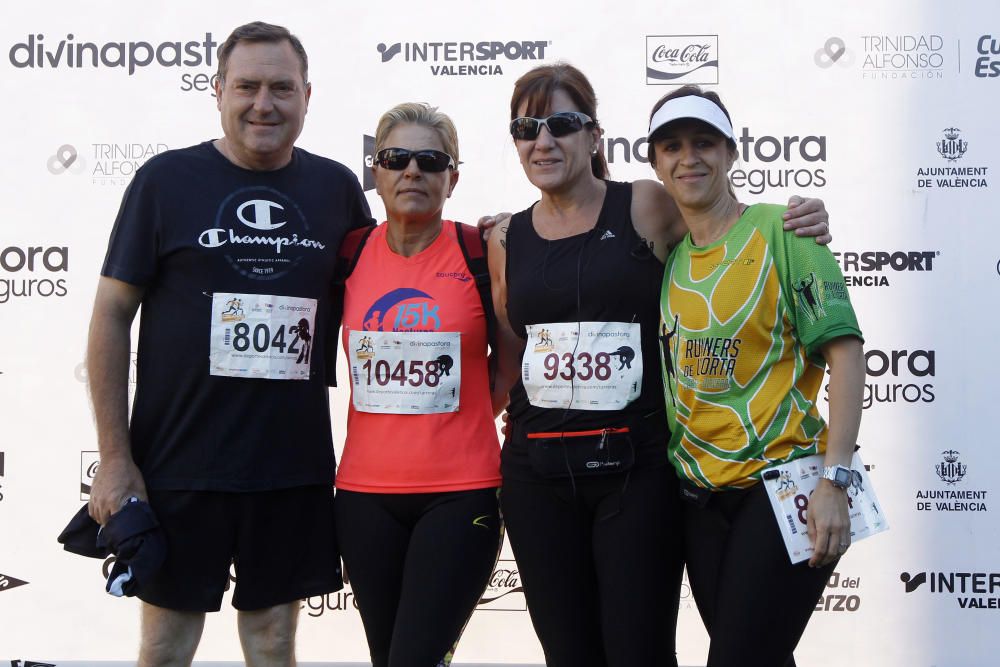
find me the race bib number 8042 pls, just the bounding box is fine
[523,322,642,411]
[209,293,317,380]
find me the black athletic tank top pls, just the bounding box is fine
[503,180,669,476]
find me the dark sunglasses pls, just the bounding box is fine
[374,148,455,172]
[509,111,594,140]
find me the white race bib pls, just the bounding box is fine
[209,293,317,380]
[522,322,642,411]
[762,452,889,564]
[348,330,461,414]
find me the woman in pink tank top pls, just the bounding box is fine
[334,103,502,667]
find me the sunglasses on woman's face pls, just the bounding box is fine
[374,148,455,172]
[509,111,594,141]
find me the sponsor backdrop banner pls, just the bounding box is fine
[1,0,996,664]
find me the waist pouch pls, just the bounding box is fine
[526,428,635,479]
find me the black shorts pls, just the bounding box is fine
[139,485,342,612]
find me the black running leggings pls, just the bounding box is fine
[682,482,837,667]
[334,487,501,667]
[501,465,683,667]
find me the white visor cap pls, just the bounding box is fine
[647,95,734,142]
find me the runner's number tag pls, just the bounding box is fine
[209,293,317,380]
[763,452,889,564]
[348,330,461,414]
[522,322,642,411]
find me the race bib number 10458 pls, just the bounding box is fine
[349,330,461,414]
[209,293,317,380]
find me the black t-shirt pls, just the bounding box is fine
[502,180,670,477]
[102,141,373,491]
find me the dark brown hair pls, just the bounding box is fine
[646,85,736,165]
[509,63,608,179]
[217,21,308,84]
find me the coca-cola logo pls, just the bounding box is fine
[80,451,100,500]
[477,559,527,611]
[651,43,712,65]
[646,35,719,85]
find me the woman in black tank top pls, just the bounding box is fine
[485,64,832,667]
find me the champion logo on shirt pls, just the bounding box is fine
[600,230,615,241]
[435,271,472,282]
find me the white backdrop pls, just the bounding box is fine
[1,0,997,665]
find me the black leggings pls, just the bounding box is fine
[501,465,683,667]
[335,487,502,667]
[682,482,837,667]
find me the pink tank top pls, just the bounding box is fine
[336,221,501,493]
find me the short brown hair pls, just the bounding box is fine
[510,63,608,179]
[217,21,308,84]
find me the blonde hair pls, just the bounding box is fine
[374,102,459,164]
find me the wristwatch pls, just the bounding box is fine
[822,464,854,489]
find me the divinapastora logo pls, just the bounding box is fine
[8,33,217,75]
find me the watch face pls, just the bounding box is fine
[834,467,852,487]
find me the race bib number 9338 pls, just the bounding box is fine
[523,321,642,411]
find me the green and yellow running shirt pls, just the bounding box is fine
[659,204,862,490]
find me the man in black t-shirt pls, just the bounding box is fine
[86,22,372,665]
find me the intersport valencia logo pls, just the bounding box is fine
[901,570,1000,609]
[832,249,939,288]
[376,39,550,76]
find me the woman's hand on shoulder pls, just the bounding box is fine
[478,212,512,243]
[783,196,831,245]
[631,179,683,262]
